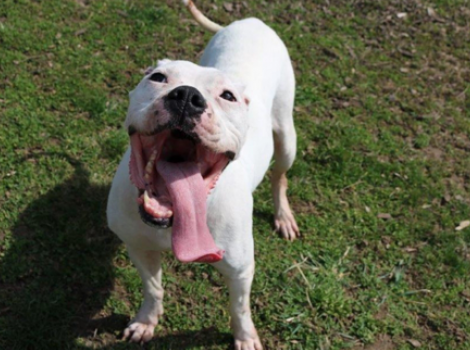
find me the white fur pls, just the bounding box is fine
[107,17,298,350]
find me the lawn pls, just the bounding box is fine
[1,0,469,349]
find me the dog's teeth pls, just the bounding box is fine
[145,150,158,173]
[144,149,158,184]
[156,210,172,218]
[142,191,172,218]
[143,190,151,205]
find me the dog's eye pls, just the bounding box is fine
[149,72,167,83]
[220,90,237,102]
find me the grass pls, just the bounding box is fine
[1,0,469,349]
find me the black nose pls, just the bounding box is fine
[166,85,206,117]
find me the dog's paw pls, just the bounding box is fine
[274,210,300,241]
[122,321,156,344]
[234,336,263,350]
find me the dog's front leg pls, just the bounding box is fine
[123,247,164,343]
[215,262,263,350]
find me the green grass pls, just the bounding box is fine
[1,0,470,349]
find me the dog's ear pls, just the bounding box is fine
[242,94,250,106]
[157,59,172,67]
[143,66,154,75]
[143,59,172,75]
[233,82,250,106]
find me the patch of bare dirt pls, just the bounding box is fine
[293,200,320,216]
[373,303,389,321]
[422,146,444,161]
[352,334,394,350]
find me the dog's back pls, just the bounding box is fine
[199,18,295,192]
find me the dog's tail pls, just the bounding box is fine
[182,0,223,33]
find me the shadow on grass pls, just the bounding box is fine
[94,325,233,349]
[149,328,232,350]
[0,154,122,349]
[253,207,274,227]
[0,154,233,350]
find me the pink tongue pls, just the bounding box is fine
[156,161,224,263]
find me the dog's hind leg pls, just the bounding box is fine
[122,248,164,343]
[270,61,299,241]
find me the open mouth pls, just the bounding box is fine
[130,129,230,225]
[129,128,230,263]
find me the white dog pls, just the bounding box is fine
[107,1,299,349]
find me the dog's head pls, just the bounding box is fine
[126,59,250,160]
[126,59,250,236]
